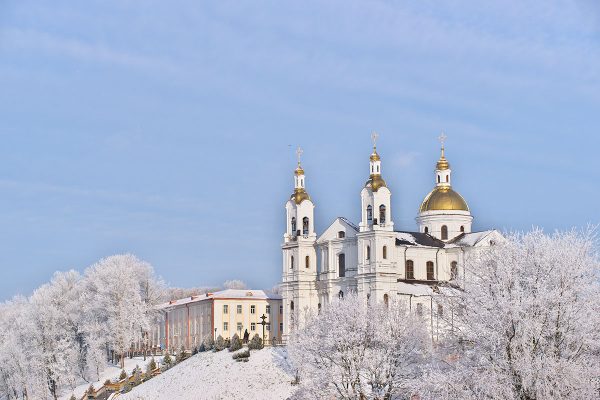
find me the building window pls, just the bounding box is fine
[441,225,448,240]
[223,322,229,331]
[446,175,449,182]
[367,205,373,222]
[406,260,414,279]
[266,305,271,314]
[460,225,465,233]
[250,305,255,314]
[266,323,271,331]
[424,226,429,234]
[279,305,283,314]
[279,322,283,332]
[338,253,345,277]
[290,301,294,311]
[427,261,435,280]
[338,290,344,299]
[291,217,296,234]
[237,305,242,314]
[450,261,458,280]
[237,322,242,332]
[383,246,387,259]
[379,205,386,224]
[251,323,256,331]
[366,245,371,260]
[291,255,294,269]
[437,175,441,183]
[305,255,310,268]
[416,303,423,316]
[338,231,345,239]
[302,217,309,235]
[223,305,228,314]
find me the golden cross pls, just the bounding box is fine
[371,131,379,149]
[438,132,447,149]
[296,146,303,166]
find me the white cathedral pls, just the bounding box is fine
[280,134,503,336]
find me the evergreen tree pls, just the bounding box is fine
[162,352,172,367]
[214,335,225,351]
[119,369,127,380]
[198,342,206,352]
[147,357,157,373]
[229,333,242,352]
[177,345,187,362]
[248,334,263,350]
[203,334,215,350]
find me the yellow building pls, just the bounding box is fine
[152,289,283,352]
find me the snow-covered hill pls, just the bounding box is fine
[121,347,298,400]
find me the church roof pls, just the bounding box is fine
[395,231,446,248]
[445,230,498,247]
[156,289,282,310]
[339,217,359,231]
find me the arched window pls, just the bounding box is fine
[291,217,296,234]
[366,205,373,222]
[338,253,346,277]
[338,231,345,239]
[318,303,321,313]
[290,256,294,269]
[450,261,458,280]
[406,260,414,279]
[446,175,449,182]
[305,255,310,268]
[338,290,344,299]
[379,205,386,224]
[383,294,389,307]
[460,225,465,233]
[377,165,380,173]
[437,175,441,183]
[366,246,371,260]
[424,227,429,234]
[383,246,387,259]
[427,261,435,280]
[302,217,309,236]
[290,301,294,311]
[441,225,448,240]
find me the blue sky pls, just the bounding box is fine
[0,1,599,300]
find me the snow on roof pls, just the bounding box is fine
[445,230,496,248]
[339,217,359,231]
[397,282,436,296]
[395,231,445,248]
[157,289,282,310]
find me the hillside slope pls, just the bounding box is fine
[121,347,297,400]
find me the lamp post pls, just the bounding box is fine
[259,314,268,347]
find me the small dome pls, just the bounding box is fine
[295,166,304,176]
[370,151,380,161]
[291,189,310,205]
[420,186,469,212]
[365,174,387,192]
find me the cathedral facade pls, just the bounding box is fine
[280,135,503,337]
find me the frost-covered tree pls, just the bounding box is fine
[229,334,242,352]
[223,280,247,290]
[426,229,600,400]
[289,294,430,400]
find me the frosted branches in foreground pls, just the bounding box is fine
[289,294,430,400]
[427,229,600,400]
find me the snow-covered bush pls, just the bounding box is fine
[229,333,242,352]
[223,280,247,290]
[289,293,430,400]
[198,342,206,352]
[426,229,600,399]
[162,352,172,367]
[232,347,250,362]
[177,345,187,362]
[147,357,157,374]
[248,334,263,350]
[215,335,226,351]
[203,334,215,351]
[119,369,128,380]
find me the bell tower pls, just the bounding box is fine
[281,147,318,339]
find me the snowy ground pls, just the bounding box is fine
[121,347,298,400]
[58,356,164,400]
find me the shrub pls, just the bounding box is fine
[69,395,76,400]
[198,342,206,352]
[163,352,173,366]
[229,333,242,352]
[147,357,157,373]
[87,384,95,394]
[119,369,127,380]
[248,334,264,350]
[177,344,187,362]
[203,335,215,350]
[215,335,226,351]
[232,347,250,362]
[192,346,198,355]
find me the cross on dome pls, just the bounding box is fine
[296,146,303,166]
[371,131,379,150]
[438,132,447,150]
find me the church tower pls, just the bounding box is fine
[281,147,318,338]
[417,134,473,241]
[356,133,398,303]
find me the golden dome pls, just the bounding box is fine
[295,166,304,176]
[370,151,380,161]
[365,174,387,192]
[291,188,310,205]
[419,186,469,212]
